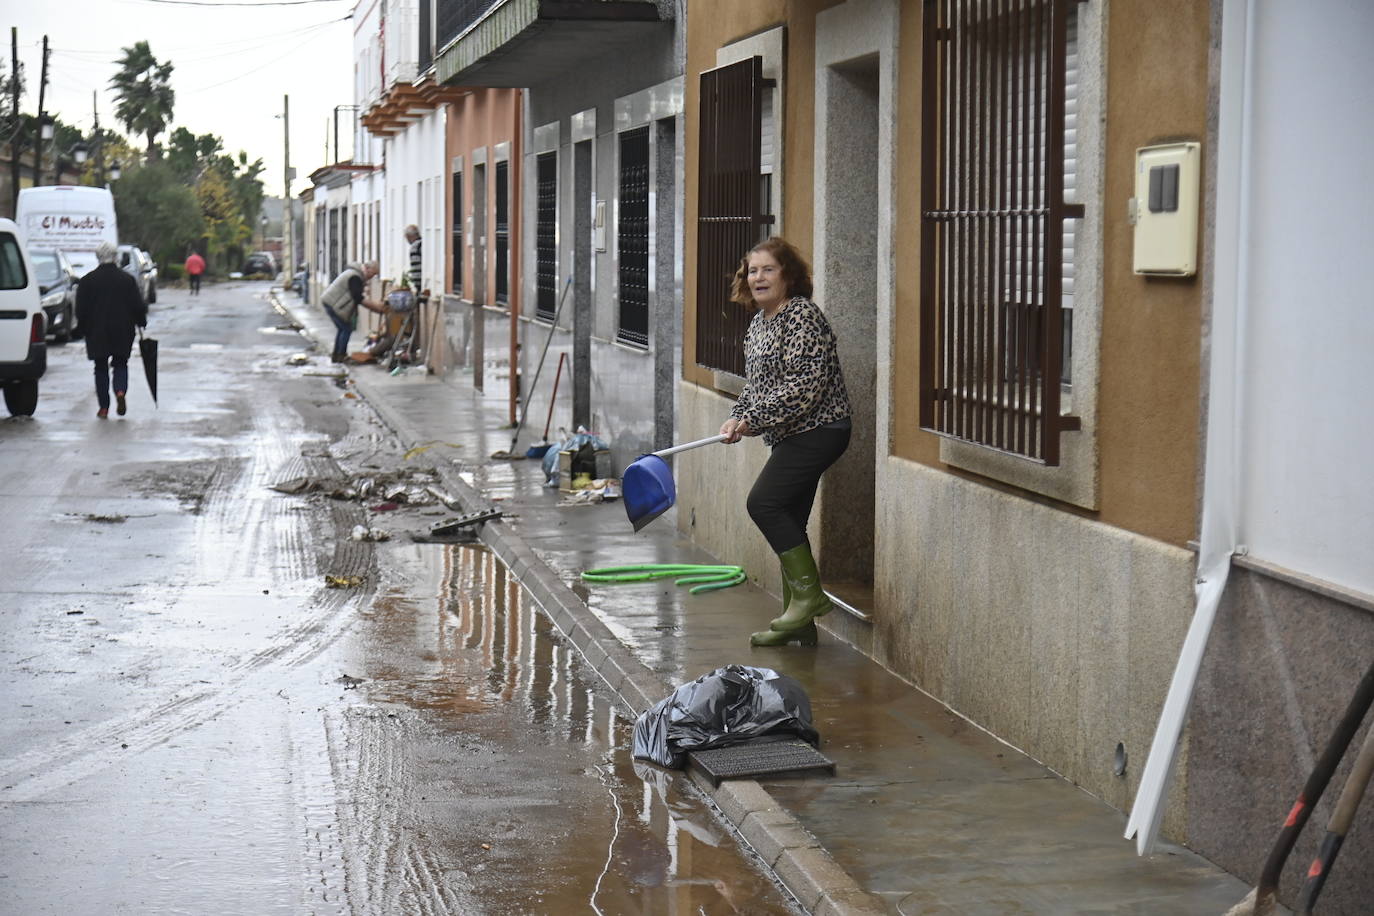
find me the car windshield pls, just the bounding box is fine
[30,251,62,285]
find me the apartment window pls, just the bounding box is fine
[535,152,557,321]
[495,160,509,306]
[919,0,1082,466]
[695,56,772,377]
[452,170,464,294]
[617,128,650,348]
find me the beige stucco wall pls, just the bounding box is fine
[679,0,1211,834]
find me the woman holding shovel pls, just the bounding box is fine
[720,237,851,648]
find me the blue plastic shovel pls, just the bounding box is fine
[622,434,727,531]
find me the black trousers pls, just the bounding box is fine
[746,423,851,554]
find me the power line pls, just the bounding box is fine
[49,17,348,67]
[186,21,339,91]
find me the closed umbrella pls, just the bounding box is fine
[138,327,158,406]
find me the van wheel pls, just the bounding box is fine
[147,283,157,304]
[3,380,38,417]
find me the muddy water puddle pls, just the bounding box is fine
[341,543,800,915]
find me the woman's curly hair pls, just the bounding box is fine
[729,236,814,307]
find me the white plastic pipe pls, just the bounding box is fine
[651,434,727,459]
[1124,0,1253,856]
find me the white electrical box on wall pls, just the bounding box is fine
[1130,141,1200,276]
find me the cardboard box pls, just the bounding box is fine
[558,448,613,493]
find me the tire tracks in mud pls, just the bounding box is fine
[302,706,477,916]
[0,450,377,803]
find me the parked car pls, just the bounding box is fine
[117,244,157,304]
[27,247,79,343]
[139,249,158,303]
[241,252,277,277]
[0,219,46,416]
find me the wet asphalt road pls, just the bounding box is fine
[0,281,797,915]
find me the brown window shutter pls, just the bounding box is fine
[695,55,767,378]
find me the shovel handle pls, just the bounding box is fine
[651,434,727,459]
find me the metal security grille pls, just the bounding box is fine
[451,170,463,294]
[617,128,650,348]
[328,207,340,278]
[919,0,1082,466]
[536,152,557,322]
[418,0,433,73]
[696,56,771,377]
[494,160,509,305]
[436,0,497,50]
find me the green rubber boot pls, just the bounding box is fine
[770,543,832,632]
[750,622,818,647]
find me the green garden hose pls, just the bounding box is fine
[580,563,747,595]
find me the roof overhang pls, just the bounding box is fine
[360,75,469,137]
[435,0,666,88]
[309,161,380,188]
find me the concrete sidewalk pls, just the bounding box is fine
[274,288,1253,914]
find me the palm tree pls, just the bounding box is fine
[109,42,175,160]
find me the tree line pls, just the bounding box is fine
[5,41,267,278]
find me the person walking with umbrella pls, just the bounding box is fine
[719,237,852,648]
[76,241,147,419]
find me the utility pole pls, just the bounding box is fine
[35,36,47,185]
[93,91,103,185]
[9,27,21,214]
[283,94,293,290]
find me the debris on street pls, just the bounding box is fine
[324,574,365,589]
[350,525,391,542]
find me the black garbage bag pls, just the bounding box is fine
[632,664,820,768]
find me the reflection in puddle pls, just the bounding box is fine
[344,545,798,915]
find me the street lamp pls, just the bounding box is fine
[260,213,269,253]
[109,160,122,181]
[38,116,54,143]
[73,142,89,166]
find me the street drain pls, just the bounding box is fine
[688,737,836,786]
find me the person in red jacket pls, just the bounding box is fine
[185,250,206,295]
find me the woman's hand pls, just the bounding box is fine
[720,418,755,443]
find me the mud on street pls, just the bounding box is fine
[0,281,798,915]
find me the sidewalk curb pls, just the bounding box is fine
[275,291,886,916]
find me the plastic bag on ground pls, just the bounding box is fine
[632,664,820,769]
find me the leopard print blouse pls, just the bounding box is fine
[729,296,852,447]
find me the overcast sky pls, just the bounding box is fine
[10,0,356,198]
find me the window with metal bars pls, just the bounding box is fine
[695,56,772,377]
[328,207,340,279]
[536,153,557,322]
[451,170,463,294]
[494,160,509,305]
[919,0,1082,466]
[617,128,650,348]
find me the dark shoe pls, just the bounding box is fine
[751,622,818,647]
[115,391,127,416]
[770,543,832,632]
[96,407,108,419]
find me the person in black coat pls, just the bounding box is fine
[76,241,147,418]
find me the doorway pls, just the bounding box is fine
[817,56,880,615]
[471,162,487,391]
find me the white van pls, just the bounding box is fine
[16,186,119,279]
[0,218,45,416]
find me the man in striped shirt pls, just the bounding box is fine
[404,224,424,362]
[405,224,422,293]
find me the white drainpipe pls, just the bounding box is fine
[1124,0,1254,855]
